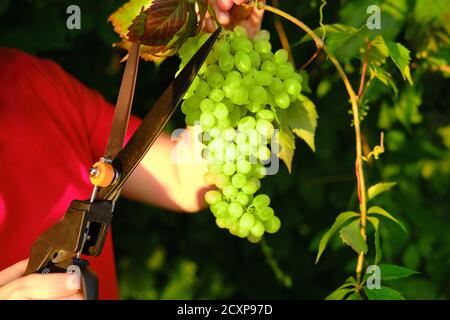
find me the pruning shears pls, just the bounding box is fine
[24,28,221,300]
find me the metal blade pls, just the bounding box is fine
[97,28,221,201]
[104,42,140,160]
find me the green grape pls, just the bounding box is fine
[247,234,262,243]
[222,128,236,141]
[211,201,228,217]
[230,87,248,105]
[242,177,261,195]
[200,112,216,130]
[236,192,250,206]
[276,63,295,80]
[216,218,228,229]
[207,162,223,174]
[231,36,253,53]
[236,160,252,174]
[209,88,224,102]
[224,70,242,88]
[261,61,277,75]
[225,142,238,161]
[254,39,272,54]
[256,119,275,138]
[273,49,289,64]
[238,116,256,132]
[256,109,275,122]
[246,103,262,113]
[274,92,291,109]
[260,51,273,61]
[252,164,267,179]
[218,51,235,72]
[250,86,268,104]
[239,212,255,230]
[231,173,247,188]
[264,216,281,233]
[233,25,248,38]
[283,78,302,95]
[228,202,244,218]
[242,75,254,88]
[223,184,238,198]
[228,107,242,126]
[185,109,201,126]
[214,39,231,59]
[254,70,272,86]
[205,190,223,205]
[203,172,216,185]
[234,51,252,73]
[257,145,271,161]
[254,29,270,41]
[248,50,261,68]
[253,194,270,209]
[200,98,215,113]
[236,226,249,238]
[256,206,274,221]
[213,102,229,120]
[206,70,224,88]
[250,221,265,237]
[195,80,210,99]
[214,174,230,189]
[269,78,284,95]
[222,162,236,176]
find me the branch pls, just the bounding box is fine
[262,4,368,283]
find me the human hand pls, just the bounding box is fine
[0,259,84,300]
[203,0,265,37]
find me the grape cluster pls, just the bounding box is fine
[177,26,303,243]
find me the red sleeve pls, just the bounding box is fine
[0,48,141,300]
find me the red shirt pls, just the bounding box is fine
[0,48,141,299]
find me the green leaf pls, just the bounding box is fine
[367,206,407,232]
[316,211,360,263]
[386,41,413,85]
[369,65,398,96]
[368,182,397,200]
[325,287,354,300]
[128,0,189,46]
[366,35,389,66]
[275,109,295,173]
[109,0,154,38]
[346,292,363,300]
[288,96,318,152]
[364,286,405,300]
[297,24,358,45]
[379,264,419,280]
[394,87,422,129]
[367,217,381,264]
[339,220,368,254]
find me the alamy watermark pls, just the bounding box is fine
[66,5,81,30]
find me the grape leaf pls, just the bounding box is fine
[128,0,189,46]
[274,109,296,173]
[369,65,398,96]
[339,219,368,254]
[367,217,381,264]
[325,287,354,300]
[289,95,318,152]
[108,0,154,38]
[364,286,405,300]
[386,41,413,85]
[379,264,419,280]
[316,211,360,263]
[367,206,407,233]
[368,182,397,201]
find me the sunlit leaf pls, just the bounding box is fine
[339,219,368,254]
[316,211,360,263]
[367,206,407,233]
[386,41,413,85]
[379,264,419,280]
[369,65,398,96]
[108,0,154,39]
[289,95,318,152]
[368,182,397,200]
[346,292,363,300]
[325,287,354,300]
[274,109,296,173]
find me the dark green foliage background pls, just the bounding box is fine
[1,0,448,299]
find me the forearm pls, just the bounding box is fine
[121,128,210,212]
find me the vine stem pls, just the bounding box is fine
[262,4,368,284]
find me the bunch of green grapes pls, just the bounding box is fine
[177,26,303,243]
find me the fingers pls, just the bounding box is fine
[0,259,29,287]
[55,293,85,300]
[3,273,81,300]
[216,0,234,11]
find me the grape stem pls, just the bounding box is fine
[262,4,368,285]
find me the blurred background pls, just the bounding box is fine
[1,0,448,299]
